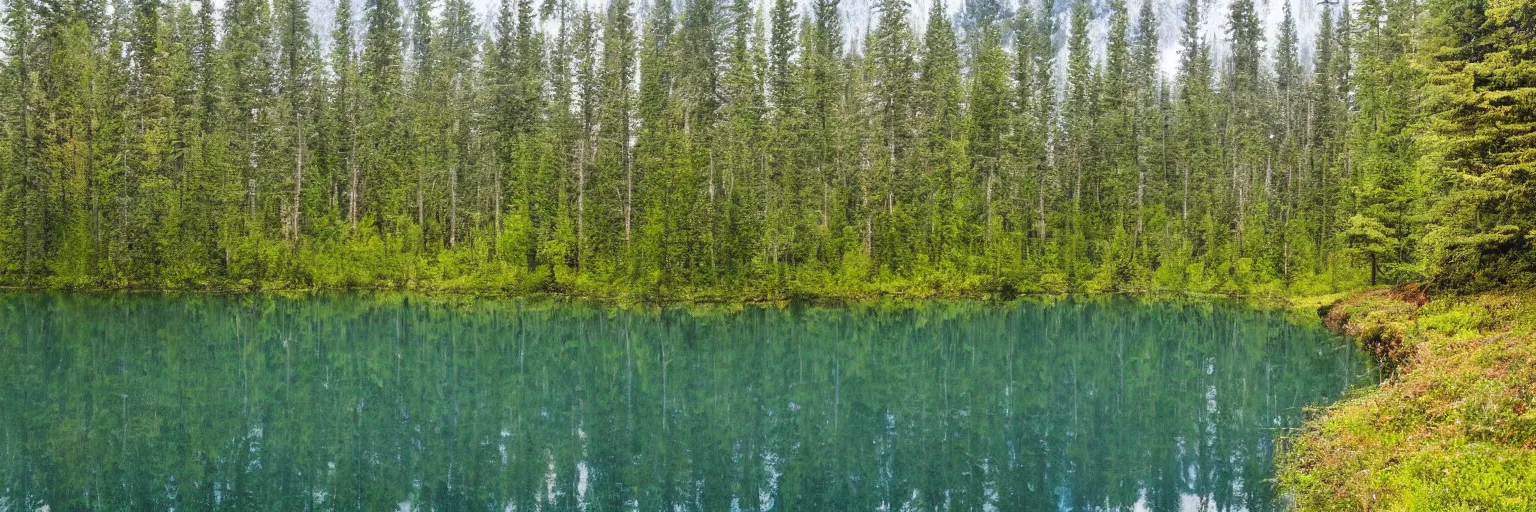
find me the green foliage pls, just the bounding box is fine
[1281,290,1536,511]
[0,0,1520,300]
[1418,0,1536,291]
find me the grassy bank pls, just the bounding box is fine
[1279,287,1536,510]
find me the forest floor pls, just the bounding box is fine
[1278,285,1536,510]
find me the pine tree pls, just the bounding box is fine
[1025,0,1056,252]
[334,0,363,229]
[716,0,765,276]
[1175,0,1213,243]
[276,0,319,241]
[571,7,598,270]
[763,0,798,273]
[1419,0,1536,288]
[1224,0,1264,259]
[1063,0,1093,235]
[868,0,914,266]
[3,0,44,278]
[968,22,1007,258]
[632,0,677,283]
[918,0,962,262]
[436,0,476,247]
[1275,0,1302,274]
[1349,0,1424,282]
[803,0,843,263]
[1132,0,1161,247]
[597,0,634,253]
[361,0,404,232]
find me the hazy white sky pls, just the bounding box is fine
[296,0,1335,79]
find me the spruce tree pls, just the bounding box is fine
[1419,0,1536,288]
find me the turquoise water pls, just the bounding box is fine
[0,295,1370,511]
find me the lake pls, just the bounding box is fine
[0,294,1371,511]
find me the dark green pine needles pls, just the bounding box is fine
[0,0,1531,296]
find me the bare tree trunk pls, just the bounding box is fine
[292,113,305,242]
[709,149,718,273]
[1072,160,1082,219]
[1236,162,1246,252]
[865,214,873,256]
[88,93,99,246]
[624,146,633,247]
[1135,123,1145,241]
[577,141,586,270]
[821,176,829,230]
[985,168,994,247]
[1182,162,1190,224]
[348,128,360,230]
[1264,154,1273,198]
[929,187,939,260]
[1036,163,1047,245]
[450,161,458,248]
[493,147,502,236]
[416,147,424,234]
[1136,159,1146,248]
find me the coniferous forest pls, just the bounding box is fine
[0,0,1531,297]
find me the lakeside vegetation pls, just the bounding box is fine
[0,0,1529,299]
[1280,287,1536,510]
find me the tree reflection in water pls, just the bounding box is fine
[0,295,1370,511]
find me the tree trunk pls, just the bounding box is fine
[292,113,304,242]
[624,144,633,247]
[348,127,360,231]
[449,161,458,248]
[577,141,586,271]
[1036,164,1047,245]
[493,146,503,237]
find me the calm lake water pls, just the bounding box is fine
[0,294,1371,511]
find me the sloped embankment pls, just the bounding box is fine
[1279,287,1536,510]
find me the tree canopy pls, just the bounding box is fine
[0,0,1529,296]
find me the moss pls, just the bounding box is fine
[1279,287,1536,511]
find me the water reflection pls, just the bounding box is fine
[0,295,1370,511]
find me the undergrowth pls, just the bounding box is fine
[1278,287,1536,511]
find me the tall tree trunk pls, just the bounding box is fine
[292,113,304,241]
[985,168,994,247]
[1135,123,1146,241]
[449,160,458,247]
[348,123,360,231]
[624,145,632,247]
[576,140,586,270]
[1182,162,1190,225]
[493,146,503,237]
[1036,163,1047,246]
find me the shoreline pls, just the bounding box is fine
[1278,286,1536,510]
[0,282,1335,309]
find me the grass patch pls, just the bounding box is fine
[1278,288,1536,511]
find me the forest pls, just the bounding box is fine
[0,0,1531,298]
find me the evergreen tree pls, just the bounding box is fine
[597,0,635,254]
[276,0,318,241]
[1419,0,1536,288]
[967,22,1007,262]
[0,0,1502,297]
[918,0,963,263]
[868,0,915,266]
[361,0,404,232]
